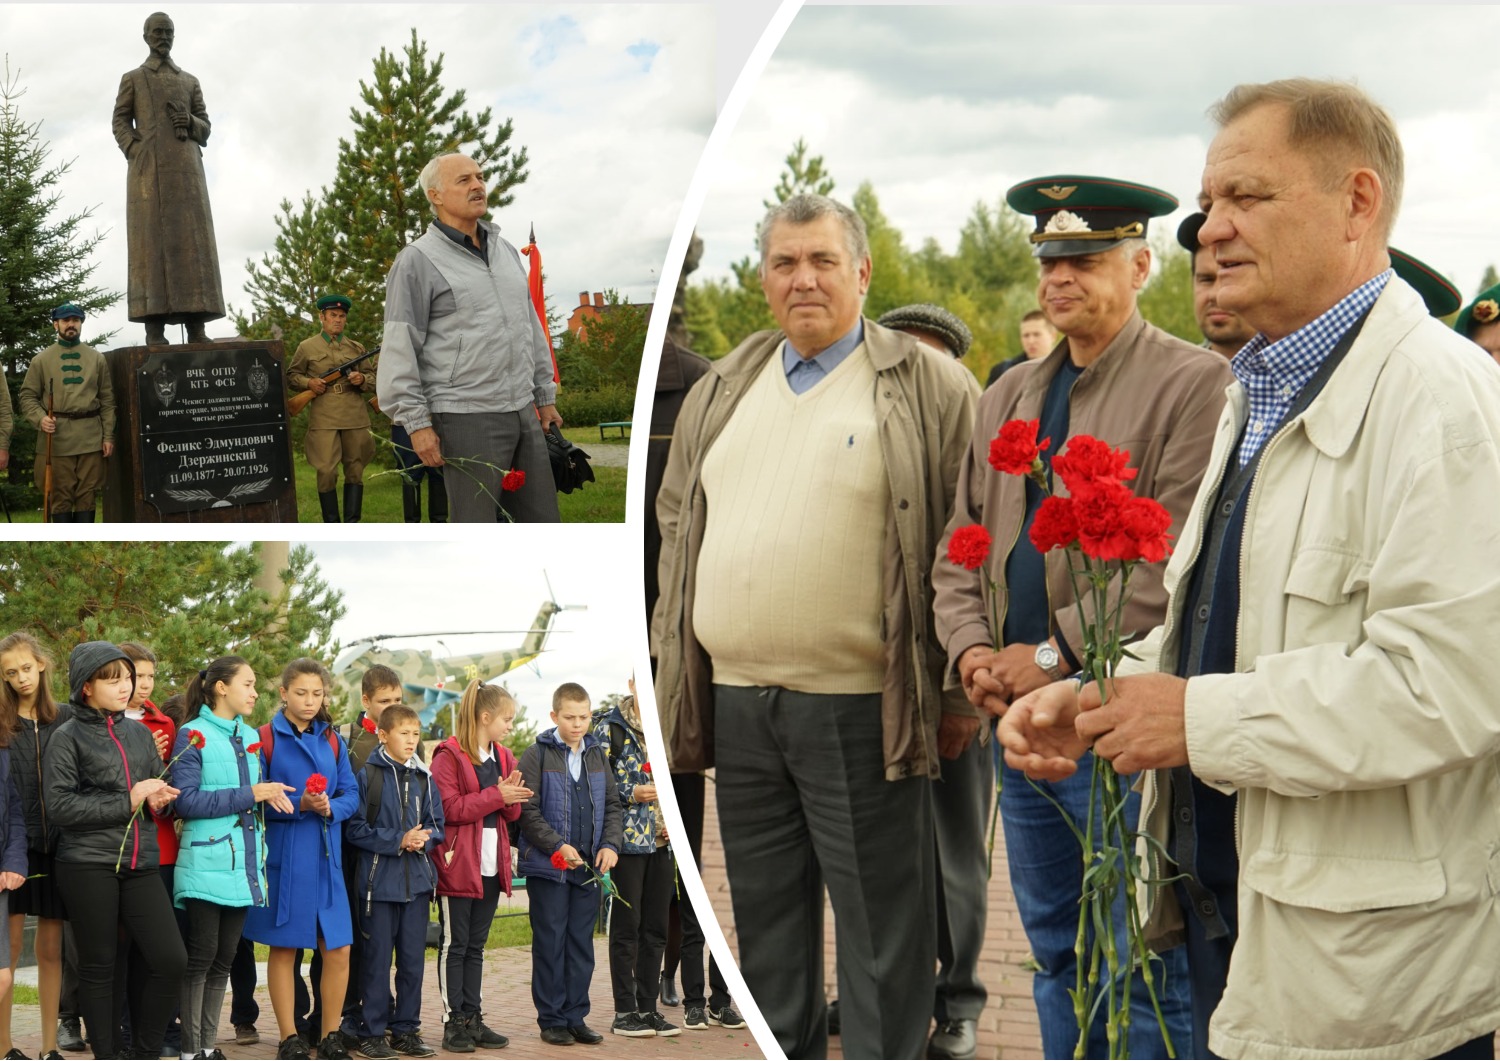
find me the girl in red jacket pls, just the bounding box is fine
[430,681,532,1053]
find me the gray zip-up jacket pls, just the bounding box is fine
[378,220,556,433]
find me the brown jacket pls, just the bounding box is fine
[288,333,374,430]
[651,319,980,779]
[933,311,1231,674]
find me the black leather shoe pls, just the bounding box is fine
[927,1018,978,1060]
[539,1027,574,1046]
[660,974,681,1007]
[568,1024,604,1045]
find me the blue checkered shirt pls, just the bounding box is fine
[1230,270,1392,466]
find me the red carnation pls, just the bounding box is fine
[946,524,992,570]
[501,469,526,492]
[361,716,377,733]
[550,850,570,871]
[245,742,263,755]
[1053,436,1137,495]
[1071,481,1139,562]
[1119,495,1174,564]
[305,773,328,796]
[1029,496,1078,553]
[642,763,652,775]
[989,419,1051,476]
[188,731,206,749]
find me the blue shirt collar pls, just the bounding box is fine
[781,320,865,393]
[1232,270,1392,392]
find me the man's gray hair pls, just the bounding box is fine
[757,194,870,269]
[1210,78,1403,239]
[418,153,467,205]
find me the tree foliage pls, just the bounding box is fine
[0,542,344,726]
[0,61,122,498]
[687,139,1207,375]
[555,291,649,392]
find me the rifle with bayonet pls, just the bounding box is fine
[287,345,380,416]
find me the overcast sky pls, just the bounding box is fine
[293,539,635,732]
[695,4,1500,308]
[2,3,714,349]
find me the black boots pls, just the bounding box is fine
[318,490,340,523]
[343,483,363,523]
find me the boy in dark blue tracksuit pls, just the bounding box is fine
[517,683,623,1046]
[343,705,444,1060]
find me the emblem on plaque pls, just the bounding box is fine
[247,361,269,399]
[152,364,178,408]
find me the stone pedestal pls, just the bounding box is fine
[103,340,299,521]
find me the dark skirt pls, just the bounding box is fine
[13,848,67,920]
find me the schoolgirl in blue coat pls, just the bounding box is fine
[241,659,359,1061]
[173,656,296,1061]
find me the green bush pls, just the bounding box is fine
[557,384,635,427]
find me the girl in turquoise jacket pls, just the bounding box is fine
[173,656,295,1061]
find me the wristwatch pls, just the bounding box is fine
[1033,641,1065,681]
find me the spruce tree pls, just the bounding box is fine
[0,62,121,495]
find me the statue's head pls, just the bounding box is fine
[143,13,174,59]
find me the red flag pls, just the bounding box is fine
[522,226,559,384]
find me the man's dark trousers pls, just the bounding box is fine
[715,685,936,1060]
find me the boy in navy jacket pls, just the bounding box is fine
[343,705,444,1059]
[517,683,623,1046]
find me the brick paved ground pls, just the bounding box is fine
[6,937,763,1061]
[698,773,1042,1060]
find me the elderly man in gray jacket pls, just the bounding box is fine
[379,153,560,522]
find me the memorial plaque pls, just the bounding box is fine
[103,340,299,522]
[136,347,291,513]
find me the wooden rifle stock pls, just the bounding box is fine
[42,382,53,524]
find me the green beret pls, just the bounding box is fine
[1454,281,1500,337]
[316,294,352,313]
[876,303,973,358]
[1387,249,1460,319]
[50,303,85,321]
[1006,175,1178,259]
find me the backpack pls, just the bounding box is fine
[257,720,343,771]
[590,705,625,763]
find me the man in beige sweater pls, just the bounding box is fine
[653,194,979,1059]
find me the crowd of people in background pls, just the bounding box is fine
[0,635,740,1061]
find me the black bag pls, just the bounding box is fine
[545,423,596,493]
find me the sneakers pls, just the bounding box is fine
[317,1031,351,1060]
[275,1034,311,1060]
[355,1037,397,1060]
[610,1012,654,1038]
[194,1051,228,1061]
[708,1003,746,1029]
[386,1031,436,1058]
[645,1012,680,1037]
[568,1024,603,1045]
[682,1006,708,1030]
[39,1053,64,1060]
[54,1021,84,1054]
[538,1027,573,1046]
[5,1049,26,1059]
[441,1019,476,1054]
[234,1024,261,1046]
[462,1013,508,1049]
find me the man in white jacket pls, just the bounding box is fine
[999,78,1500,1060]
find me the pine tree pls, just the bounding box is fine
[1478,264,1498,297]
[0,542,344,725]
[0,61,122,496]
[767,137,836,208]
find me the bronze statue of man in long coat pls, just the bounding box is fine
[112,11,225,346]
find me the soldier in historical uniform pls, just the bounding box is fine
[18,304,116,522]
[287,294,375,523]
[112,11,225,346]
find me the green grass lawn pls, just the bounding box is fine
[2,428,626,523]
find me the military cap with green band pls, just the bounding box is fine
[1006,175,1177,258]
[1454,281,1500,337]
[1387,248,1460,319]
[316,293,352,312]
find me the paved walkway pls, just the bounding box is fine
[6,939,762,1061]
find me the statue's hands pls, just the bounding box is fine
[169,107,190,132]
